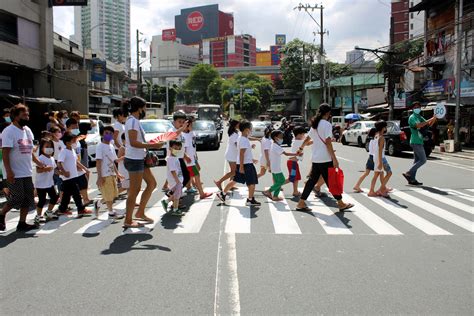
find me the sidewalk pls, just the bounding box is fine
[432,146,474,160]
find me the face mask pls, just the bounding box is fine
[171,148,181,156]
[139,109,146,120]
[103,134,113,142]
[18,118,28,127]
[5,117,11,123]
[72,128,80,135]
[413,108,421,115]
[43,148,54,156]
[276,139,283,145]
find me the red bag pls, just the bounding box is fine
[328,168,344,196]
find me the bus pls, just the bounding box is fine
[196,104,222,122]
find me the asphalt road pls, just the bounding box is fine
[1,132,473,315]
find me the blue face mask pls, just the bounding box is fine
[276,139,283,145]
[5,117,11,123]
[413,108,421,115]
[72,128,80,135]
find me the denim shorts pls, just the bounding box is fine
[366,155,374,171]
[382,157,392,173]
[124,158,145,173]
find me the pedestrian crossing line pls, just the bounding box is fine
[412,189,473,215]
[431,160,474,172]
[122,199,166,234]
[1,211,37,233]
[363,192,452,235]
[305,194,353,235]
[74,200,127,235]
[26,214,74,235]
[433,187,474,203]
[174,189,218,234]
[342,194,402,235]
[225,189,251,234]
[266,197,302,234]
[391,191,474,233]
[466,189,474,193]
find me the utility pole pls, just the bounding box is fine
[240,84,244,112]
[166,81,170,115]
[302,44,306,119]
[136,29,142,96]
[350,77,355,113]
[454,0,463,148]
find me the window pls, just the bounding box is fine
[411,12,414,19]
[410,23,413,30]
[410,1,413,7]
[0,11,18,45]
[404,22,408,29]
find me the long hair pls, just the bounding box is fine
[122,96,146,117]
[310,103,331,129]
[227,119,240,137]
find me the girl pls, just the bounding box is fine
[117,133,129,194]
[257,126,272,178]
[34,138,59,225]
[368,121,392,197]
[353,128,377,193]
[214,119,240,193]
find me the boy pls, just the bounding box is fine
[232,121,261,206]
[95,126,125,220]
[288,126,309,197]
[183,119,213,200]
[162,140,185,216]
[56,132,92,217]
[263,130,301,201]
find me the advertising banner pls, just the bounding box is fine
[91,58,106,82]
[423,78,455,97]
[275,34,286,45]
[162,29,176,41]
[394,89,406,108]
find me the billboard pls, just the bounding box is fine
[49,0,87,6]
[275,34,286,45]
[162,28,176,41]
[91,58,106,82]
[219,12,234,36]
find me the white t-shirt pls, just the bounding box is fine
[308,120,333,163]
[35,155,56,189]
[166,156,183,188]
[125,116,146,160]
[75,141,86,176]
[183,132,196,166]
[1,125,34,178]
[225,132,239,162]
[113,121,125,147]
[96,142,117,177]
[291,139,304,161]
[58,148,78,180]
[260,137,272,165]
[236,136,253,165]
[168,125,185,159]
[368,139,376,156]
[52,139,64,161]
[269,142,285,173]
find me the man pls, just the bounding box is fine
[0,104,47,231]
[403,102,437,186]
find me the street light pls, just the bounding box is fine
[82,23,106,70]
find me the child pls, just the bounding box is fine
[232,121,261,206]
[263,130,301,201]
[288,126,309,197]
[117,133,129,194]
[368,121,392,197]
[34,138,59,225]
[353,128,379,193]
[183,119,212,199]
[257,127,272,178]
[56,132,92,217]
[94,126,125,220]
[49,126,64,200]
[162,140,185,216]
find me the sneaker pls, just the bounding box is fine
[170,209,184,216]
[161,199,169,212]
[34,215,41,226]
[44,210,59,221]
[16,222,37,232]
[246,198,261,206]
[409,180,423,186]
[93,200,100,218]
[216,191,226,202]
[108,212,125,220]
[77,209,93,217]
[187,188,198,194]
[0,214,5,231]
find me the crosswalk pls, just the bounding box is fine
[0,186,473,237]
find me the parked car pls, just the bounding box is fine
[341,121,376,147]
[193,120,220,150]
[251,121,269,138]
[79,119,104,163]
[365,121,433,157]
[141,119,173,161]
[291,117,310,131]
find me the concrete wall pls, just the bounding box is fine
[52,70,89,114]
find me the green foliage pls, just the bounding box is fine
[182,64,221,103]
[207,78,224,105]
[376,38,424,74]
[142,81,177,111]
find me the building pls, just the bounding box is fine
[345,48,365,65]
[74,0,131,71]
[202,34,256,68]
[149,35,200,85]
[256,51,271,66]
[409,0,425,39]
[391,0,410,44]
[175,4,234,45]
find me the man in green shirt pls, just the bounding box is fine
[403,102,437,185]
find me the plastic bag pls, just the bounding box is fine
[328,167,344,196]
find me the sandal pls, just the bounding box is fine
[122,221,144,229]
[314,190,328,198]
[353,188,364,193]
[339,203,354,212]
[134,216,154,223]
[262,191,273,199]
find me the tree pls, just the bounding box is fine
[376,38,424,75]
[207,78,224,105]
[182,64,221,103]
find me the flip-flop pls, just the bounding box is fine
[134,216,154,223]
[353,188,364,193]
[339,203,354,212]
[122,222,144,229]
[262,191,273,199]
[295,206,312,212]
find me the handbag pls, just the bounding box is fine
[132,116,161,168]
[328,167,344,196]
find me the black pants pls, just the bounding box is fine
[59,178,84,212]
[301,161,342,201]
[37,186,58,209]
[179,158,191,188]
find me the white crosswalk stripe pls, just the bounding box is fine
[411,188,473,215]
[175,189,217,234]
[74,200,127,235]
[267,197,302,234]
[305,194,353,235]
[433,187,474,203]
[466,189,474,193]
[122,199,166,234]
[225,189,251,234]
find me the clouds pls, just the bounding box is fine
[53,0,390,69]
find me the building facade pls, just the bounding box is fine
[202,34,256,68]
[391,0,410,44]
[345,48,365,65]
[74,0,131,71]
[409,0,425,39]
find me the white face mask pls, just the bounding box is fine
[43,148,54,156]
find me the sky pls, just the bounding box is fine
[53,0,392,70]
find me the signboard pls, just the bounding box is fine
[49,0,87,6]
[244,88,254,94]
[434,102,447,119]
[394,89,406,108]
[423,78,455,97]
[162,28,176,41]
[460,79,474,97]
[91,58,106,82]
[275,34,286,45]
[187,11,204,31]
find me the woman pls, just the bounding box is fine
[123,97,164,228]
[214,119,240,194]
[296,104,354,212]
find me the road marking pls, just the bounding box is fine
[338,157,355,162]
[122,199,166,234]
[467,189,474,193]
[412,189,473,215]
[364,192,451,235]
[174,189,217,234]
[225,188,251,234]
[343,194,402,235]
[430,160,474,172]
[391,191,474,233]
[27,214,74,235]
[306,194,352,235]
[433,187,474,203]
[267,197,302,234]
[0,211,36,233]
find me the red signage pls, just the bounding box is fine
[187,11,204,31]
[162,28,176,41]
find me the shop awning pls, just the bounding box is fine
[1,94,65,104]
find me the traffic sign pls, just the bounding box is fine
[434,102,447,119]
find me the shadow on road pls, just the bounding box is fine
[0,232,37,248]
[101,234,171,255]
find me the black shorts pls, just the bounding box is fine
[234,164,258,185]
[76,174,88,191]
[6,177,35,210]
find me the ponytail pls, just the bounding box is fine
[227,119,239,137]
[122,96,146,117]
[310,103,331,129]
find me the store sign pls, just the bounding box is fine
[162,28,176,41]
[91,58,106,82]
[49,0,87,6]
[460,79,474,97]
[187,11,204,31]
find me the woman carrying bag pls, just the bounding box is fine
[295,104,354,212]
